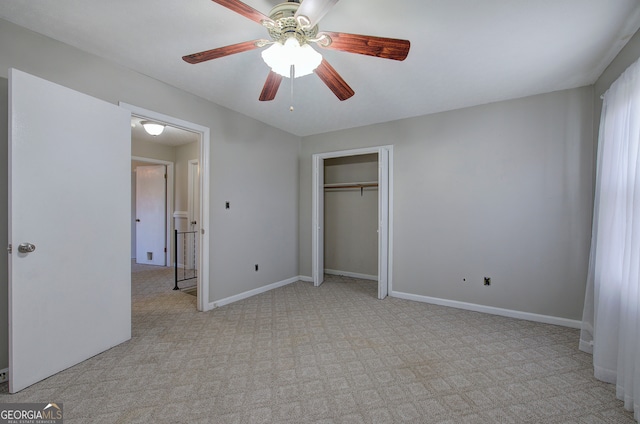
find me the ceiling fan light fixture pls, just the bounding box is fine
[140,121,165,136]
[261,37,322,78]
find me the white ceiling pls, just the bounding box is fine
[1,0,639,136]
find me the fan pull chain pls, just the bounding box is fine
[290,65,295,112]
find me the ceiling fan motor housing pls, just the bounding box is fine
[265,2,318,45]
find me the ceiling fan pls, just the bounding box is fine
[182,0,410,102]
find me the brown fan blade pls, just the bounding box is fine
[314,58,354,101]
[259,71,283,101]
[183,40,262,64]
[211,0,272,25]
[318,31,410,61]
[294,0,339,28]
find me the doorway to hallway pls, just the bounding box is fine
[123,103,211,312]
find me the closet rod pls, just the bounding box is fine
[324,182,378,196]
[324,184,378,190]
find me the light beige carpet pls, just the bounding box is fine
[182,286,198,297]
[0,264,635,423]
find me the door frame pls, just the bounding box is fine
[121,103,211,312]
[131,157,173,266]
[188,159,199,232]
[312,145,393,298]
[187,159,199,269]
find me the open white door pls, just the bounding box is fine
[377,149,389,299]
[8,69,131,393]
[312,155,325,286]
[135,165,166,266]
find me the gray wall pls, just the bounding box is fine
[324,154,378,277]
[0,17,300,367]
[131,137,176,163]
[174,141,199,213]
[301,87,595,320]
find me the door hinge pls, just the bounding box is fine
[164,174,167,179]
[7,244,11,254]
[164,247,167,253]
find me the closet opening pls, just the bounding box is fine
[324,154,379,284]
[312,146,392,299]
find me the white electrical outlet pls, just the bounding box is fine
[0,368,8,384]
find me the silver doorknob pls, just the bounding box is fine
[18,243,36,253]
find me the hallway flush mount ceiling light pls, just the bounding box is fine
[141,121,165,136]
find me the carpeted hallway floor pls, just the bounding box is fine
[0,264,635,423]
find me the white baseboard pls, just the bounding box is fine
[390,290,582,329]
[579,339,593,354]
[208,276,300,309]
[324,269,378,281]
[298,275,313,283]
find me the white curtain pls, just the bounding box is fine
[580,56,640,421]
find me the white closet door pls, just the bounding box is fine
[377,148,389,299]
[313,155,325,286]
